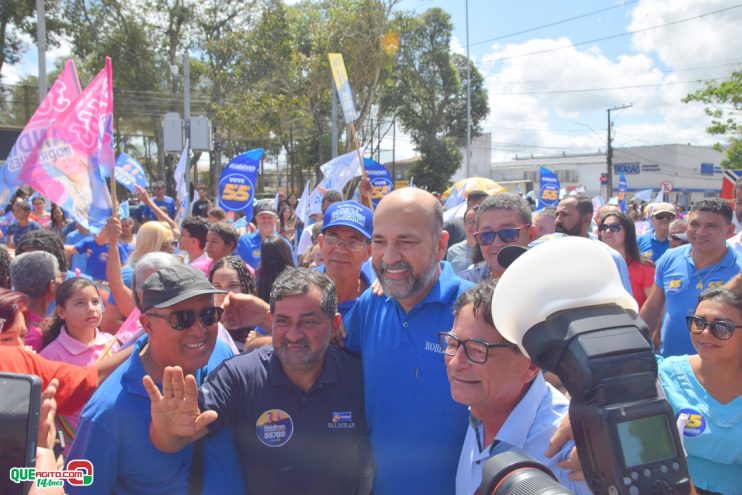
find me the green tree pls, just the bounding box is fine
[380,8,488,191]
[683,70,742,169]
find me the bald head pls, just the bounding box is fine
[375,188,443,237]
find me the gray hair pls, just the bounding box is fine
[477,193,532,227]
[132,252,180,310]
[269,267,337,319]
[10,251,59,297]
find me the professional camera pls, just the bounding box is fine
[480,451,574,495]
[491,237,691,495]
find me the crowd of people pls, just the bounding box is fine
[0,177,740,495]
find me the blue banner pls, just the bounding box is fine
[363,158,393,208]
[114,153,150,193]
[537,167,560,208]
[618,174,627,212]
[218,148,263,218]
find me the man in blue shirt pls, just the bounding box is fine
[344,187,473,495]
[6,199,40,249]
[640,198,742,356]
[67,229,128,282]
[637,202,675,262]
[138,181,176,221]
[443,280,591,495]
[237,199,293,268]
[68,264,242,495]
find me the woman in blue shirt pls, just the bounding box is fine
[659,287,742,495]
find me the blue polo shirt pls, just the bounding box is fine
[655,244,742,357]
[344,261,473,495]
[638,230,670,263]
[237,231,295,269]
[138,196,176,220]
[73,238,129,281]
[67,337,242,495]
[200,345,368,495]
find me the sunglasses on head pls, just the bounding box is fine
[148,306,224,331]
[599,223,622,233]
[686,315,741,340]
[474,225,530,245]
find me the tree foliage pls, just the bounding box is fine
[379,8,488,191]
[683,70,742,169]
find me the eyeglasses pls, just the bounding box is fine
[474,225,530,246]
[438,332,517,364]
[654,213,675,221]
[148,306,224,331]
[686,315,741,340]
[670,235,687,242]
[599,223,622,233]
[322,235,369,252]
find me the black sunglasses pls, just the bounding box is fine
[474,225,530,245]
[686,315,741,341]
[654,213,675,221]
[148,306,224,331]
[599,223,622,233]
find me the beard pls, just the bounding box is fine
[274,333,329,372]
[375,249,440,301]
[555,221,583,237]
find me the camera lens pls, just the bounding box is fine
[481,451,574,495]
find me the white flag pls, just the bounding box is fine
[306,152,362,216]
[173,139,190,227]
[295,179,312,225]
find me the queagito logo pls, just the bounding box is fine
[9,459,94,488]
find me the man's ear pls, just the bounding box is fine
[139,314,154,335]
[436,230,449,261]
[331,313,342,332]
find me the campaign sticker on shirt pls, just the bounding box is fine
[666,279,683,293]
[328,411,356,429]
[678,408,705,437]
[256,409,293,447]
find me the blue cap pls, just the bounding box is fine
[322,201,373,239]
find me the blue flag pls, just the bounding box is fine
[218,148,263,219]
[537,167,560,208]
[363,158,393,208]
[618,174,627,212]
[114,153,150,193]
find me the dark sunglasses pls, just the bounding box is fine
[148,306,224,331]
[654,213,675,221]
[686,315,741,340]
[599,223,622,233]
[474,225,530,245]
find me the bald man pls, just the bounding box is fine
[343,187,473,495]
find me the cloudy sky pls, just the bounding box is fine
[4,0,741,166]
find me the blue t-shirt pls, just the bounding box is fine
[237,231,295,269]
[138,196,176,221]
[658,356,742,494]
[655,244,742,357]
[6,221,40,246]
[67,337,243,495]
[343,261,473,495]
[66,231,90,274]
[73,239,129,282]
[638,230,670,263]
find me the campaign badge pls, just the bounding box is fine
[256,409,293,447]
[678,408,706,437]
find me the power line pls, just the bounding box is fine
[488,3,742,63]
[488,77,725,96]
[471,0,639,47]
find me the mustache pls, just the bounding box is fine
[279,337,310,347]
[379,261,412,272]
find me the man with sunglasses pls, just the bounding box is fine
[443,281,591,495]
[138,180,176,222]
[637,202,676,262]
[640,198,742,357]
[68,264,243,495]
[459,193,536,283]
[147,268,370,495]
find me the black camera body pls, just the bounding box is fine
[524,304,691,495]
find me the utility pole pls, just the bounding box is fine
[183,53,192,193]
[465,0,471,177]
[606,104,632,199]
[36,0,47,102]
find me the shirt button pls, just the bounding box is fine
[403,322,409,328]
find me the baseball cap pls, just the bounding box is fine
[254,199,277,217]
[321,200,373,239]
[649,202,675,217]
[140,264,226,312]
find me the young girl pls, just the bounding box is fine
[40,278,120,454]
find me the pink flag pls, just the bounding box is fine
[19,57,114,233]
[0,60,82,204]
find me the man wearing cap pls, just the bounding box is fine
[637,202,676,262]
[237,199,294,269]
[318,200,375,316]
[146,268,370,495]
[67,264,243,495]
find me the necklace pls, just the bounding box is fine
[693,259,722,290]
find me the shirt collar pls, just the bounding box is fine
[55,326,110,356]
[684,244,737,269]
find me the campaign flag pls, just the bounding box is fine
[173,140,190,227]
[114,153,149,193]
[328,53,358,124]
[634,189,653,202]
[618,174,627,212]
[218,148,263,219]
[537,167,560,208]
[363,158,393,208]
[295,180,311,225]
[409,177,415,188]
[118,200,130,219]
[19,57,114,233]
[307,151,363,216]
[591,196,605,214]
[0,60,82,205]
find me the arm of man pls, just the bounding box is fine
[104,216,136,317]
[221,292,271,330]
[134,185,177,231]
[143,366,217,453]
[639,284,666,349]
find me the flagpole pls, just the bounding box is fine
[110,168,118,217]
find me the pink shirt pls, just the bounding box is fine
[24,311,44,352]
[190,252,213,277]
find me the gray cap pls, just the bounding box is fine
[140,264,225,312]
